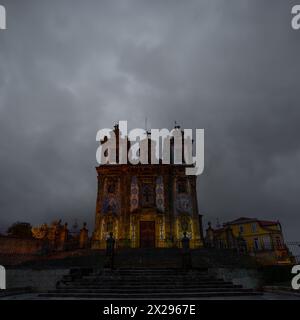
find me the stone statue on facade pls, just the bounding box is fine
[205,222,215,248]
[31,223,49,240]
[79,222,89,249]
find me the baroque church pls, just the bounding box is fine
[92,124,204,249]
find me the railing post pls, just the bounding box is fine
[0,265,5,290]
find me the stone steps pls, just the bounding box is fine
[39,267,261,299]
[65,277,222,285]
[61,284,242,289]
[48,287,249,294]
[77,276,215,281]
[40,291,261,299]
[63,282,232,288]
[0,287,33,298]
[17,248,256,270]
[67,279,224,284]
[82,271,209,276]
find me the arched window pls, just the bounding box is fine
[141,183,155,207]
[177,179,187,193]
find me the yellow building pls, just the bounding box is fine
[205,217,293,265]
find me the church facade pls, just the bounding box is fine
[92,125,204,249]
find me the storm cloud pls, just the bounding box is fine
[0,0,299,240]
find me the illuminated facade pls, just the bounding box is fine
[92,125,204,249]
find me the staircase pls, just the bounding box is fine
[39,267,262,299]
[17,248,257,270]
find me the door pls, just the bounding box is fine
[140,221,155,248]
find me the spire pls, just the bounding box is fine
[113,121,119,131]
[174,120,180,129]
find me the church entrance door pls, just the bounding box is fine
[140,221,155,248]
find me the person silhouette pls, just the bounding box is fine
[106,232,115,269]
[181,232,192,270]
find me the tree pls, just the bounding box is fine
[7,222,32,238]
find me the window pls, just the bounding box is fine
[107,183,116,193]
[254,238,260,251]
[141,183,155,207]
[262,236,272,250]
[239,225,244,234]
[107,178,118,194]
[177,179,187,193]
[251,223,257,233]
[276,236,282,249]
[106,221,113,232]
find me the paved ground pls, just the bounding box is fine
[1,292,300,300]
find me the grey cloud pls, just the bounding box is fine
[0,0,299,240]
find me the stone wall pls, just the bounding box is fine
[6,269,69,292]
[209,267,263,289]
[0,236,43,255]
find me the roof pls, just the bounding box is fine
[226,217,256,225]
[225,217,279,226]
[258,220,280,227]
[213,227,226,234]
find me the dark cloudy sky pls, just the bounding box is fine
[0,0,299,240]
